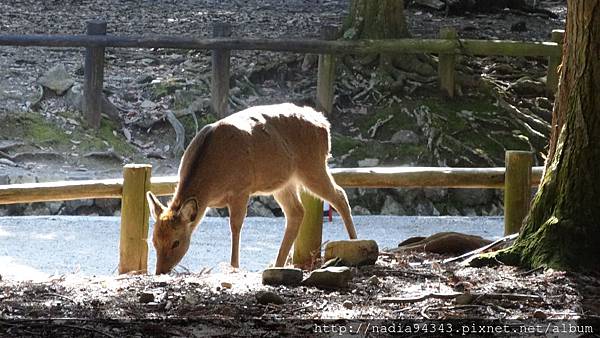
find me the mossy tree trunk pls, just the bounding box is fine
[343,0,410,40]
[506,0,600,271]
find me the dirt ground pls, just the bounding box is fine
[3,1,599,337]
[1,252,599,337]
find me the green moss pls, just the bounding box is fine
[7,113,135,158]
[331,134,362,157]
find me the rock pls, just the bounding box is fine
[380,195,405,215]
[324,240,379,266]
[247,200,275,217]
[357,158,379,167]
[23,204,51,216]
[462,207,478,217]
[205,208,220,217]
[221,282,232,289]
[139,291,155,304]
[423,188,447,202]
[533,310,547,320]
[454,293,474,305]
[94,198,120,211]
[366,275,380,286]
[414,0,445,10]
[65,199,95,212]
[136,74,155,84]
[65,84,83,110]
[342,300,354,309]
[0,175,9,185]
[450,189,495,207]
[258,196,280,210]
[389,130,420,144]
[509,77,545,97]
[262,268,303,287]
[301,267,353,289]
[0,158,17,167]
[255,291,284,305]
[510,21,527,32]
[351,205,371,215]
[38,63,74,95]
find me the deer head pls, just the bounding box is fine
[147,192,200,274]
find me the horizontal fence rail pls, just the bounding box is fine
[0,34,561,57]
[0,166,544,205]
[0,179,123,204]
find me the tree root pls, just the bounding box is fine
[395,232,493,256]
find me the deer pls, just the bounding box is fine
[146,103,358,274]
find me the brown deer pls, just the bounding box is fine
[147,103,357,274]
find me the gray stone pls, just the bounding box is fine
[366,275,380,286]
[247,200,275,217]
[415,201,440,216]
[342,300,353,309]
[351,205,371,215]
[0,159,17,167]
[205,208,220,217]
[462,207,478,217]
[380,195,405,215]
[390,130,420,144]
[65,199,95,212]
[95,198,120,210]
[357,158,379,167]
[0,175,9,185]
[256,291,284,305]
[47,202,64,215]
[65,84,83,110]
[139,291,155,304]
[301,267,353,289]
[38,63,74,95]
[258,196,280,210]
[423,188,447,202]
[262,268,303,287]
[450,189,494,207]
[324,240,379,266]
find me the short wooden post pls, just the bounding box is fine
[293,192,324,267]
[83,20,107,130]
[211,22,232,118]
[504,151,533,236]
[119,164,152,274]
[546,29,564,94]
[316,25,338,115]
[438,27,457,98]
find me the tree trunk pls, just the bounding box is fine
[507,0,600,271]
[342,0,409,40]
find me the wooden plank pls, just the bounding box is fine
[504,151,533,236]
[118,164,151,274]
[316,25,338,115]
[0,179,122,204]
[546,29,564,94]
[211,22,232,118]
[83,21,107,129]
[0,34,561,57]
[438,27,457,98]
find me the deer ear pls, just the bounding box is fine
[180,198,199,224]
[146,191,165,221]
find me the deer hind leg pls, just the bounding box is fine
[298,167,357,239]
[227,196,249,268]
[273,184,304,267]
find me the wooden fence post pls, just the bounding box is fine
[211,22,232,119]
[438,27,457,98]
[293,193,324,267]
[546,29,564,94]
[504,151,533,236]
[83,20,107,130]
[119,164,152,274]
[316,25,338,115]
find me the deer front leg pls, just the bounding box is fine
[227,197,249,268]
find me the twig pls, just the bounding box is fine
[42,292,77,304]
[442,233,518,264]
[380,292,542,304]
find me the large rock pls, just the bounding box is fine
[301,267,352,289]
[247,200,275,217]
[324,239,379,266]
[380,195,405,215]
[389,130,420,144]
[450,189,495,207]
[351,205,371,215]
[262,268,303,287]
[38,63,74,95]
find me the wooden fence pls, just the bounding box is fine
[0,22,564,123]
[0,152,542,273]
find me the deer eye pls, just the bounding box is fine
[171,240,180,249]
